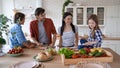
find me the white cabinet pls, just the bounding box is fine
[104,6,120,37]
[65,6,105,26]
[102,40,120,55]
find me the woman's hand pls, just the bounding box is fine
[49,43,54,47]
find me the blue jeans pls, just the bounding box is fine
[78,39,93,49]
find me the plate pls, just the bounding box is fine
[33,55,54,62]
[11,61,43,68]
[0,53,5,56]
[83,63,103,68]
[7,53,23,57]
[75,63,111,68]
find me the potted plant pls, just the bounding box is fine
[0,37,6,47]
[0,14,11,36]
[0,14,11,44]
[0,14,11,56]
[62,0,73,15]
[0,37,6,56]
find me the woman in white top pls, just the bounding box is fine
[58,12,78,47]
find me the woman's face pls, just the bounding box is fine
[64,15,72,25]
[88,19,96,29]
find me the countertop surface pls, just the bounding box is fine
[0,48,120,68]
[103,36,120,40]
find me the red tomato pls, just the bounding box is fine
[84,48,90,53]
[88,56,93,58]
[81,55,88,58]
[72,54,80,59]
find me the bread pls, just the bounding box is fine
[36,52,51,61]
[45,52,51,58]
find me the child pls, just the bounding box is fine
[78,14,102,49]
[9,12,36,48]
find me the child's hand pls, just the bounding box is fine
[84,42,92,45]
[84,42,97,45]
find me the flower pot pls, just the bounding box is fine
[0,44,5,56]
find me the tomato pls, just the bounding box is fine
[84,48,90,53]
[72,54,80,59]
[81,55,88,58]
[88,56,93,58]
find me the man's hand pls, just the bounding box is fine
[36,42,42,46]
[49,43,53,47]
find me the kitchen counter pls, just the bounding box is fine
[103,36,120,40]
[0,48,120,68]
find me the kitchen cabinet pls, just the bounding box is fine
[104,6,120,37]
[65,6,105,26]
[102,40,120,55]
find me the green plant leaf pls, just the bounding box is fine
[62,0,73,15]
[0,37,6,44]
[0,14,11,36]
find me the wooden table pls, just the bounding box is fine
[0,48,120,68]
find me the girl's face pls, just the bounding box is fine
[88,19,96,29]
[20,18,25,25]
[64,15,72,25]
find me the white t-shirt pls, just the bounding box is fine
[58,26,78,47]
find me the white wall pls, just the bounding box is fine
[43,0,64,32]
[72,0,120,6]
[2,0,14,20]
[0,0,2,14]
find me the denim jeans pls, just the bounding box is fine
[78,39,94,49]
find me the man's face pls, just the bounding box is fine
[36,13,46,21]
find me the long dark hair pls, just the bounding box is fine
[88,14,100,38]
[14,12,25,23]
[60,12,75,35]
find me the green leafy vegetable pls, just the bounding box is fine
[79,48,87,55]
[58,48,74,58]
